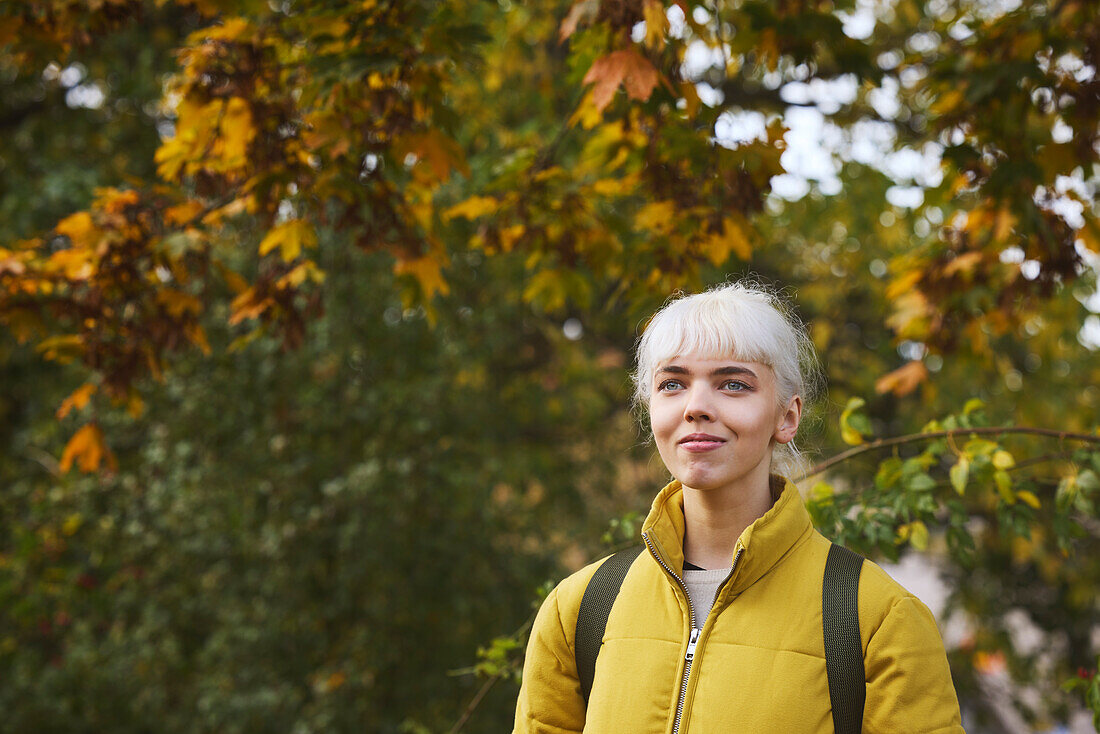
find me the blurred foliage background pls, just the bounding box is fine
[1,0,1099,731]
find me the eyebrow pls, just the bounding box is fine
[656,365,759,379]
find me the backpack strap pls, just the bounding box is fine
[574,546,643,704]
[823,542,867,734]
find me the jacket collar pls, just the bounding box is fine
[640,475,813,596]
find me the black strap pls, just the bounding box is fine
[574,546,643,703]
[823,542,866,734]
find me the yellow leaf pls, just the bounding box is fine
[994,470,1015,504]
[57,383,97,420]
[942,251,983,277]
[54,211,97,248]
[1017,490,1041,509]
[642,0,668,48]
[47,247,96,280]
[498,224,526,252]
[839,397,867,446]
[963,398,985,415]
[276,260,326,290]
[904,521,929,551]
[931,88,964,114]
[950,457,969,495]
[164,200,205,227]
[229,287,273,325]
[992,450,1015,470]
[127,391,146,419]
[443,196,499,221]
[523,269,568,311]
[393,255,450,300]
[635,201,677,235]
[62,513,83,536]
[36,335,84,364]
[1076,219,1100,254]
[810,481,834,504]
[569,89,604,130]
[217,97,254,169]
[885,268,921,299]
[699,217,752,265]
[258,219,318,262]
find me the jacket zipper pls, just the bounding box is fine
[642,531,743,734]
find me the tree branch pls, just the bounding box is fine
[799,426,1100,481]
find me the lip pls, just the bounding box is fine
[678,433,726,452]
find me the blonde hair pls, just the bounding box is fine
[631,280,820,477]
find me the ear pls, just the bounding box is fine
[773,395,802,445]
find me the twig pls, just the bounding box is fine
[447,673,501,734]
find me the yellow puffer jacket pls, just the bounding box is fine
[514,477,964,733]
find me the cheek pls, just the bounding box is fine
[648,401,675,441]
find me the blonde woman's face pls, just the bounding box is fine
[648,354,801,495]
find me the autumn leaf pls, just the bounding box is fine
[54,211,97,249]
[950,457,969,495]
[57,383,97,420]
[394,130,469,182]
[642,0,668,49]
[635,200,677,235]
[898,521,930,551]
[258,219,318,262]
[156,288,204,318]
[699,217,752,265]
[559,0,597,41]
[393,254,449,300]
[443,196,499,221]
[875,360,928,396]
[582,50,660,113]
[839,397,872,446]
[229,287,274,325]
[59,422,117,475]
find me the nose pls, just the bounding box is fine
[683,384,714,423]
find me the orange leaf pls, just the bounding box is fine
[59,422,117,475]
[583,50,660,113]
[394,130,469,182]
[559,0,596,41]
[57,383,97,420]
[164,200,205,227]
[942,251,983,277]
[229,287,273,325]
[875,360,929,396]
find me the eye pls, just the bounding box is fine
[657,379,684,392]
[721,379,750,392]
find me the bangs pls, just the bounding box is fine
[636,287,795,398]
[642,300,780,372]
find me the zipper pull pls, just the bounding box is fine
[685,627,701,662]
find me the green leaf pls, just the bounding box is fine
[1077,469,1100,493]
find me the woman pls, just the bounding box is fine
[514,282,963,733]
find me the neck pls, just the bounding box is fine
[681,471,774,570]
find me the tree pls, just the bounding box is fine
[2,0,1098,730]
